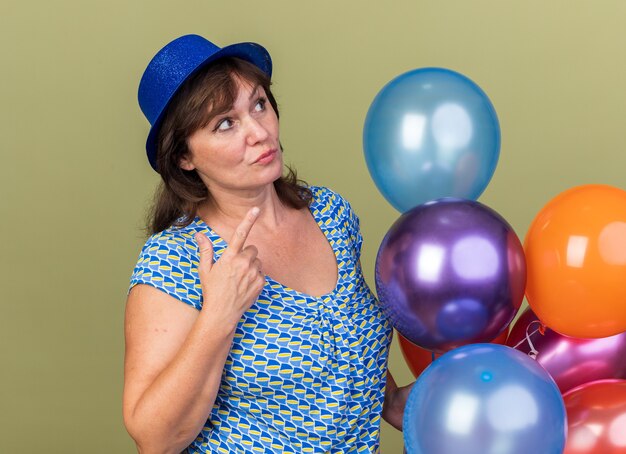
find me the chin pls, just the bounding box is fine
[270,157,284,178]
[269,169,284,184]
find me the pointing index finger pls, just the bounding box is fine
[229,207,260,252]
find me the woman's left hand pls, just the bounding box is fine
[382,371,414,431]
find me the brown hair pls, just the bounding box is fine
[146,57,311,235]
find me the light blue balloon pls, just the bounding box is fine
[363,68,500,212]
[403,344,566,454]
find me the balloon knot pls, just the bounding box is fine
[538,324,547,336]
[525,320,542,360]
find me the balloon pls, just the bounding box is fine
[403,344,566,454]
[376,198,525,352]
[563,379,626,453]
[363,67,500,212]
[507,307,626,394]
[525,184,626,338]
[399,329,508,378]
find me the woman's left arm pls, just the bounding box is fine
[382,371,414,431]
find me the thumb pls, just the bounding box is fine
[195,232,214,275]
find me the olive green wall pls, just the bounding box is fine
[2,1,625,451]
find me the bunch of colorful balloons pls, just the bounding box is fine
[363,67,626,454]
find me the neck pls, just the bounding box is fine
[198,183,288,231]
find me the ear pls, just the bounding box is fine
[179,154,195,171]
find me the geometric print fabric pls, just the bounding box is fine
[129,186,393,453]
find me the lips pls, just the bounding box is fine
[254,149,277,164]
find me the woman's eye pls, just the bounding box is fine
[254,97,267,112]
[216,118,233,131]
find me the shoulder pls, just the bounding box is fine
[308,185,364,260]
[133,223,203,284]
[307,184,361,237]
[307,185,353,213]
[130,222,205,309]
[140,224,199,258]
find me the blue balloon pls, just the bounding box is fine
[403,344,566,454]
[363,68,500,212]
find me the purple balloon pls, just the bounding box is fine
[375,199,526,352]
[507,308,626,394]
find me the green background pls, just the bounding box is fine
[2,0,626,451]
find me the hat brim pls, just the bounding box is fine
[146,42,272,172]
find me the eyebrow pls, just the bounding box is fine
[248,84,261,100]
[207,84,263,128]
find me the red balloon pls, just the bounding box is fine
[507,308,626,394]
[398,329,508,378]
[563,379,626,453]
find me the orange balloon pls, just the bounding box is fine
[398,330,508,378]
[525,185,626,338]
[563,379,626,454]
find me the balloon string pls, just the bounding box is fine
[512,320,545,360]
[510,328,539,350]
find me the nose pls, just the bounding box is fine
[245,116,269,145]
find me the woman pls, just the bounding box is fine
[124,34,411,453]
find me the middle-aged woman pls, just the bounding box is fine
[123,34,412,453]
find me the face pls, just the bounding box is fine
[181,76,282,192]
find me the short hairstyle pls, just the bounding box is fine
[146,57,311,235]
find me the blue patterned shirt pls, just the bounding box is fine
[129,186,392,453]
